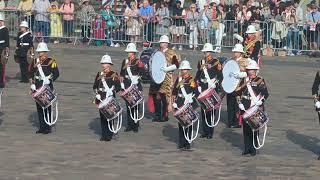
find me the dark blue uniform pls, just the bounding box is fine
[93,71,121,141]
[0,25,9,88]
[15,31,34,82]
[29,58,59,134]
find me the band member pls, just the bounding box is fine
[226,44,249,128]
[120,43,144,133]
[312,71,320,160]
[15,21,34,83]
[0,13,9,89]
[196,43,222,139]
[172,60,199,150]
[93,54,122,141]
[235,60,269,156]
[244,25,261,64]
[149,35,180,122]
[29,42,59,134]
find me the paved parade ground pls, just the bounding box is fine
[0,45,319,179]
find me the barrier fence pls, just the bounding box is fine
[1,10,320,54]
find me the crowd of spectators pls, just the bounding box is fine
[0,0,319,54]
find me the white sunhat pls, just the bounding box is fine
[35,42,50,52]
[232,44,244,53]
[159,35,170,43]
[246,25,258,34]
[100,54,113,64]
[246,59,259,70]
[19,21,29,28]
[201,43,214,52]
[179,60,192,70]
[125,43,139,53]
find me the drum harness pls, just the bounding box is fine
[35,58,58,126]
[245,78,267,150]
[98,75,123,134]
[124,59,145,123]
[179,77,199,144]
[202,62,221,128]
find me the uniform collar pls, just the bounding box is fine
[0,26,6,30]
[162,48,168,53]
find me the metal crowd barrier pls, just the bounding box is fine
[1,10,319,53]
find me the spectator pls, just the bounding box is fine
[124,1,140,42]
[101,4,116,46]
[212,3,226,53]
[32,0,51,43]
[113,0,127,16]
[271,7,287,49]
[171,1,185,50]
[60,0,75,43]
[139,0,154,42]
[197,0,208,12]
[91,14,106,46]
[6,0,20,10]
[199,3,210,44]
[306,4,320,53]
[48,1,62,43]
[186,3,199,49]
[18,0,34,31]
[0,0,5,10]
[284,6,299,55]
[154,1,170,37]
[237,4,252,34]
[78,0,95,43]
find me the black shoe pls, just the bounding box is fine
[178,145,184,150]
[242,151,250,156]
[250,152,256,156]
[100,137,111,141]
[185,144,191,150]
[231,125,242,128]
[318,156,320,160]
[161,117,169,122]
[133,128,139,133]
[124,128,133,132]
[206,136,213,139]
[36,130,44,134]
[200,134,207,138]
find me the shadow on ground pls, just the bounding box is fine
[286,130,320,155]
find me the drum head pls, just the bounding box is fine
[222,60,240,93]
[150,51,167,84]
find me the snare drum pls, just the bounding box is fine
[120,84,144,107]
[173,103,199,127]
[98,96,122,120]
[32,85,57,108]
[243,106,269,131]
[197,88,222,112]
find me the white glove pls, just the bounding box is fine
[184,94,193,104]
[255,100,263,106]
[315,101,320,108]
[96,94,102,101]
[173,103,178,109]
[30,84,36,91]
[198,86,202,93]
[131,76,139,85]
[208,80,216,89]
[230,72,247,79]
[238,103,245,111]
[43,78,50,85]
[120,82,125,90]
[160,65,177,72]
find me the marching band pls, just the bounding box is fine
[3,13,303,159]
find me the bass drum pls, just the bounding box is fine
[139,48,157,83]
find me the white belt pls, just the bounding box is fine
[35,74,52,80]
[242,95,251,100]
[20,43,30,46]
[0,40,5,44]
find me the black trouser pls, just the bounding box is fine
[81,25,91,42]
[201,109,215,137]
[36,103,52,132]
[318,112,320,125]
[126,103,140,131]
[99,111,113,140]
[18,56,29,81]
[227,93,238,127]
[153,93,168,121]
[243,121,259,154]
[178,123,192,148]
[0,62,5,88]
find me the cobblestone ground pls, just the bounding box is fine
[0,45,319,179]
